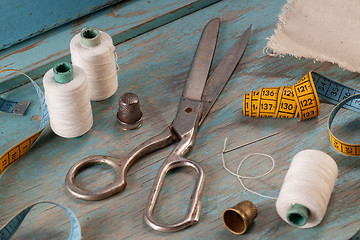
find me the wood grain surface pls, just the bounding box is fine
[0,0,124,50]
[0,0,221,91]
[1,0,359,239]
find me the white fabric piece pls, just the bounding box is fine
[265,0,360,73]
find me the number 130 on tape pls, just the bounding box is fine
[243,71,360,156]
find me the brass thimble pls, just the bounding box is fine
[223,200,258,235]
[117,93,143,130]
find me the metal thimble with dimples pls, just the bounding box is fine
[117,92,143,130]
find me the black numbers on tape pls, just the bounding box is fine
[261,103,274,110]
[299,98,313,108]
[297,85,308,93]
[345,146,354,154]
[263,90,275,97]
[354,99,360,108]
[330,86,339,96]
[303,111,315,118]
[283,89,293,97]
[281,102,293,110]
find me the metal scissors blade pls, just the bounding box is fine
[65,18,252,232]
[200,24,252,125]
[183,18,220,101]
[145,21,251,232]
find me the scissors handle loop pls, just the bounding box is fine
[65,155,126,201]
[65,128,176,201]
[144,138,205,232]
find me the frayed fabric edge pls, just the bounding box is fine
[264,0,360,73]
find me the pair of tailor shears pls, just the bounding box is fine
[65,18,251,232]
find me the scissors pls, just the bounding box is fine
[65,18,251,232]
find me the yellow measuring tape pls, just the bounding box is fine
[1,70,82,239]
[243,71,360,156]
[328,94,360,156]
[0,69,49,175]
[243,72,320,120]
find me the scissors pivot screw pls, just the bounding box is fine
[184,107,193,113]
[65,18,251,233]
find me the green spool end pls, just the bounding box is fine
[53,62,74,84]
[287,204,310,227]
[80,27,101,47]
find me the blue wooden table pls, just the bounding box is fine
[1,0,359,239]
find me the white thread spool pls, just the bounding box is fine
[43,62,93,138]
[70,27,118,101]
[276,149,338,228]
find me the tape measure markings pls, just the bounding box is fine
[244,71,360,119]
[311,72,360,112]
[292,73,320,121]
[274,86,298,119]
[0,97,17,113]
[242,71,360,156]
[328,94,360,156]
[0,201,81,240]
[243,94,250,116]
[258,87,279,117]
[0,69,49,175]
[250,91,259,117]
[0,97,31,116]
[0,70,81,238]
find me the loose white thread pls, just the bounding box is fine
[276,149,338,228]
[222,137,277,200]
[43,66,93,138]
[70,30,118,101]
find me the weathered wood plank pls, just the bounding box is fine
[1,0,359,239]
[0,0,124,50]
[0,0,221,93]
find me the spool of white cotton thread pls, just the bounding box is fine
[43,62,93,138]
[70,27,118,101]
[276,149,338,228]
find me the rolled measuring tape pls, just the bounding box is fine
[0,69,49,175]
[1,70,82,239]
[243,71,360,155]
[0,201,81,240]
[328,94,360,156]
[243,72,321,120]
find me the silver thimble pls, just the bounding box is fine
[117,93,143,130]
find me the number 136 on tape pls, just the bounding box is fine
[243,71,360,156]
[243,72,320,121]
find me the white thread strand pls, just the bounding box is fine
[70,30,118,101]
[43,66,93,138]
[276,149,338,228]
[222,137,277,200]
